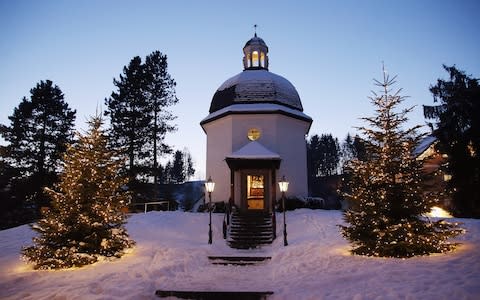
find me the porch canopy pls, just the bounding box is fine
[225,141,281,170]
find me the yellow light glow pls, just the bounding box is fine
[252,51,259,67]
[426,206,453,218]
[247,128,261,141]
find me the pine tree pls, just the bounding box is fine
[22,115,134,269]
[0,80,76,211]
[426,65,480,217]
[182,148,195,182]
[105,52,178,184]
[105,56,151,179]
[144,51,178,185]
[307,134,340,177]
[341,133,355,168]
[307,134,322,185]
[340,67,464,258]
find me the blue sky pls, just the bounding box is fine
[1,0,479,178]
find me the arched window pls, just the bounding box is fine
[260,52,265,67]
[252,51,259,67]
[247,53,251,68]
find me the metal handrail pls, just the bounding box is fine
[223,202,231,239]
[131,201,170,213]
[271,211,276,240]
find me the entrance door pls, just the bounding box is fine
[247,174,265,210]
[241,170,270,211]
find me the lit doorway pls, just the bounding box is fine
[247,174,265,210]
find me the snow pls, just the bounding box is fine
[201,103,313,126]
[216,69,303,111]
[227,141,280,159]
[414,135,437,157]
[1,209,479,299]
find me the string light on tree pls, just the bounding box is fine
[340,65,464,258]
[22,114,135,269]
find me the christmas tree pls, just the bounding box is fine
[23,114,134,269]
[340,67,464,258]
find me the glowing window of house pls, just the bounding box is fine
[252,51,259,67]
[468,141,476,157]
[260,52,265,67]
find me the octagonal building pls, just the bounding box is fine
[200,34,312,213]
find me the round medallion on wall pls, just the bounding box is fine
[247,128,261,141]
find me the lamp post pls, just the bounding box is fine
[205,176,215,244]
[278,175,289,246]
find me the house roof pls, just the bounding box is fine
[414,135,437,157]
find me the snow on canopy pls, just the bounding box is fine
[227,141,280,160]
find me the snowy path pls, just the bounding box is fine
[1,209,479,299]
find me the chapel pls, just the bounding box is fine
[200,33,312,214]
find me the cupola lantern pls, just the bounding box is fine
[243,33,269,70]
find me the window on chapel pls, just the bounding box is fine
[252,51,259,67]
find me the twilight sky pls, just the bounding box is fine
[1,0,479,179]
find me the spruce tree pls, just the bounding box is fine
[22,115,134,269]
[340,67,464,258]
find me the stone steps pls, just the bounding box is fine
[208,256,271,266]
[227,212,274,249]
[155,290,274,299]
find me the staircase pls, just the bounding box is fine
[208,256,271,266]
[228,211,274,249]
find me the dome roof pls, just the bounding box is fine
[209,69,303,113]
[244,34,268,50]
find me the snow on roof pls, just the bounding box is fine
[414,135,437,157]
[210,69,303,113]
[201,103,313,126]
[227,140,280,159]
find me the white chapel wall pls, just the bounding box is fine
[204,116,233,202]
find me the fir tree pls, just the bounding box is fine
[22,115,134,269]
[340,67,464,258]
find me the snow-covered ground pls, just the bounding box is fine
[1,209,479,299]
